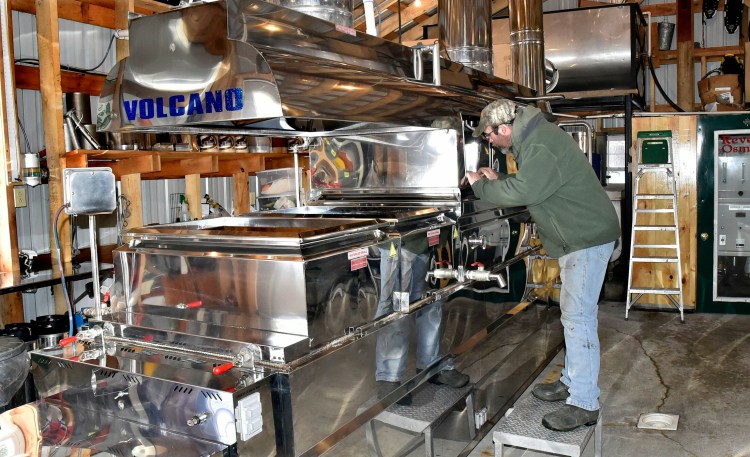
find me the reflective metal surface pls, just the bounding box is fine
[439,0,493,74]
[509,0,545,95]
[544,5,645,94]
[266,0,353,27]
[97,0,525,134]
[0,400,229,456]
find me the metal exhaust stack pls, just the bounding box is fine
[268,0,354,27]
[509,0,545,95]
[439,0,493,74]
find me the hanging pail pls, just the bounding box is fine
[658,21,675,51]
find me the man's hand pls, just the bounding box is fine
[465,171,483,185]
[478,167,499,180]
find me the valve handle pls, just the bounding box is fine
[70,355,79,362]
[60,336,77,347]
[436,260,451,267]
[187,300,203,308]
[213,362,234,375]
[470,262,485,268]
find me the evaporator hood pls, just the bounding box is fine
[97,0,528,136]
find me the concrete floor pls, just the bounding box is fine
[370,300,750,457]
[466,300,750,457]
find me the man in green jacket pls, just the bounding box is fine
[466,99,620,432]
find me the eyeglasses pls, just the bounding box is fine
[481,126,500,141]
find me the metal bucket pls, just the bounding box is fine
[658,21,675,51]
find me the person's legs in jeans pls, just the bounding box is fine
[558,241,614,411]
[375,241,410,383]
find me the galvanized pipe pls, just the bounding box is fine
[509,0,545,95]
[438,0,493,74]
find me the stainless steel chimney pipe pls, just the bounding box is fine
[267,0,353,27]
[439,0,493,74]
[509,0,545,95]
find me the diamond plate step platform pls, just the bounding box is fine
[493,394,602,457]
[363,382,475,457]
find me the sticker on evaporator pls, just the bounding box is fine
[351,256,368,271]
[427,229,441,247]
[347,247,369,260]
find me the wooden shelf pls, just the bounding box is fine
[10,0,170,29]
[62,150,308,180]
[14,64,105,96]
[651,45,745,67]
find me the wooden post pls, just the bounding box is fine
[0,0,23,324]
[233,171,249,215]
[676,0,694,111]
[36,0,71,313]
[121,173,144,229]
[115,0,133,60]
[185,174,201,220]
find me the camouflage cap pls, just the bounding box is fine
[472,99,517,137]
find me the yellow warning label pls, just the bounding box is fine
[453,227,459,239]
[389,242,397,257]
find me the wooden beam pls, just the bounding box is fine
[120,173,143,229]
[185,174,201,221]
[11,0,168,29]
[353,0,399,30]
[14,64,105,96]
[233,171,249,215]
[381,0,437,40]
[0,0,23,325]
[115,0,133,60]
[1,0,20,274]
[676,0,695,110]
[148,155,217,179]
[108,153,160,177]
[36,0,70,314]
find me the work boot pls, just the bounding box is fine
[430,369,470,388]
[376,380,412,406]
[542,404,599,432]
[531,380,569,402]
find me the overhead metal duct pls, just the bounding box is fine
[266,0,353,27]
[508,0,545,95]
[439,0,493,74]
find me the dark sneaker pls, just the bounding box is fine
[531,380,569,402]
[542,404,599,432]
[430,369,470,388]
[376,380,411,406]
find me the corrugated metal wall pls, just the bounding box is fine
[7,2,741,321]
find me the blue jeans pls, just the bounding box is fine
[558,241,615,411]
[375,243,447,382]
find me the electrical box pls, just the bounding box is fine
[63,168,117,216]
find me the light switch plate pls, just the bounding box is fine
[13,186,27,208]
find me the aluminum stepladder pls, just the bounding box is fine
[626,130,684,322]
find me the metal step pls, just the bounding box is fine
[635,194,676,200]
[633,225,677,231]
[635,208,675,213]
[633,244,679,249]
[631,256,679,263]
[628,287,681,295]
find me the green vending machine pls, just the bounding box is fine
[697,113,750,313]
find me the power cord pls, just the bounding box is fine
[14,34,115,76]
[53,203,75,337]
